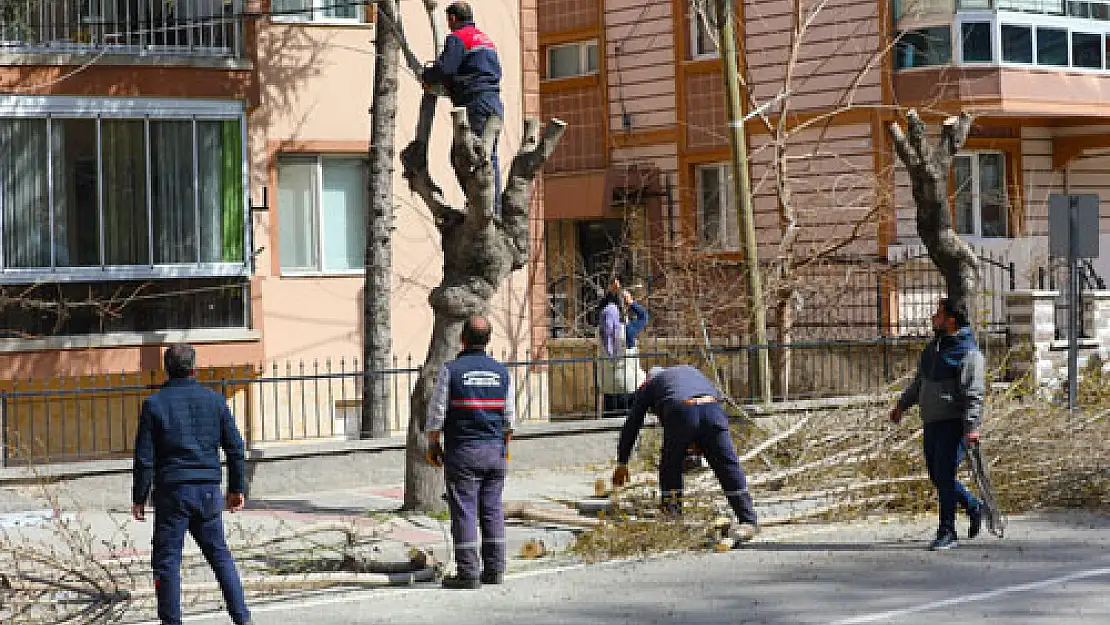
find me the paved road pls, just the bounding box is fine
[149,511,1110,625]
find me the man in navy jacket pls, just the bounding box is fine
[426,315,515,589]
[421,1,504,215]
[132,344,252,625]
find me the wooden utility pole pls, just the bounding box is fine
[713,0,771,402]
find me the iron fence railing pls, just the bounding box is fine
[1037,258,1107,340]
[0,337,942,467]
[0,0,244,57]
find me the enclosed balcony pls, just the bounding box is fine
[0,0,244,59]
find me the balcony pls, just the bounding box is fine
[0,0,243,59]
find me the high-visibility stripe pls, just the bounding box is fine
[450,399,506,408]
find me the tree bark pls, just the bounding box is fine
[399,111,566,511]
[887,110,980,312]
[361,0,401,438]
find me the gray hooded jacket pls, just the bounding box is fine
[896,327,985,433]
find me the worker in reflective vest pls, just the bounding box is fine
[426,314,515,589]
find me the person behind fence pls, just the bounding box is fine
[598,281,648,415]
[421,1,504,216]
[611,364,759,543]
[425,314,514,589]
[888,297,985,551]
[132,343,253,625]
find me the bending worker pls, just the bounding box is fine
[426,315,514,589]
[612,365,759,542]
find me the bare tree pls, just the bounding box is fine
[887,110,980,309]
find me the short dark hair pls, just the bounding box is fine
[164,343,197,379]
[446,2,473,22]
[461,315,492,348]
[938,298,970,327]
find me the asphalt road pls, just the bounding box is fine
[149,511,1110,625]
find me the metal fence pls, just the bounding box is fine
[0,0,243,57]
[1037,258,1107,340]
[0,337,944,466]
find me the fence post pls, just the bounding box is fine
[1,391,7,468]
[876,278,890,383]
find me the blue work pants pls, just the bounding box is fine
[923,419,981,536]
[445,442,508,579]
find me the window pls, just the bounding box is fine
[278,156,367,273]
[1073,31,1103,68]
[696,164,739,251]
[546,41,599,79]
[0,111,245,274]
[953,152,1008,238]
[1001,24,1034,63]
[961,22,993,62]
[895,27,952,69]
[1037,27,1069,65]
[690,0,718,58]
[271,0,362,22]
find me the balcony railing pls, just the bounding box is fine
[896,0,1110,20]
[0,0,243,58]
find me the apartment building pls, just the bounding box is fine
[0,3,540,381]
[539,0,1110,336]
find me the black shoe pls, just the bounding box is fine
[442,575,481,590]
[480,571,504,585]
[929,530,958,551]
[968,504,983,540]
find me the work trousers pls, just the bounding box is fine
[445,442,508,579]
[454,104,502,218]
[658,402,758,524]
[923,419,981,536]
[152,482,250,625]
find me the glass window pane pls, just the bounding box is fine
[151,120,196,264]
[101,120,149,266]
[692,2,718,56]
[55,118,99,267]
[1037,27,1069,66]
[321,0,357,19]
[548,45,581,78]
[0,119,51,268]
[1073,32,1102,68]
[278,159,318,270]
[953,156,974,235]
[1001,24,1033,63]
[272,0,311,20]
[896,27,952,69]
[978,153,1007,237]
[698,166,721,248]
[961,22,992,62]
[586,42,599,73]
[1069,1,1091,17]
[320,158,366,272]
[197,120,244,263]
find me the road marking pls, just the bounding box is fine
[829,566,1110,625]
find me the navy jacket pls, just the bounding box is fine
[132,378,247,504]
[422,21,504,117]
[618,365,721,463]
[441,349,511,447]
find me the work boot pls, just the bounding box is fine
[730,522,760,545]
[968,504,983,539]
[480,570,504,585]
[442,575,481,590]
[929,529,958,551]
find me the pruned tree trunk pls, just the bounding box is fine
[887,110,980,310]
[361,0,401,438]
[398,108,566,511]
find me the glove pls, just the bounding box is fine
[611,464,629,488]
[425,442,444,468]
[505,448,511,463]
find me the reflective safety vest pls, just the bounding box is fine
[443,349,510,447]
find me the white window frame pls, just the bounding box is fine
[695,163,739,252]
[277,154,368,276]
[545,40,599,79]
[0,95,248,284]
[690,1,719,58]
[952,151,1009,239]
[955,11,1110,72]
[270,0,365,24]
